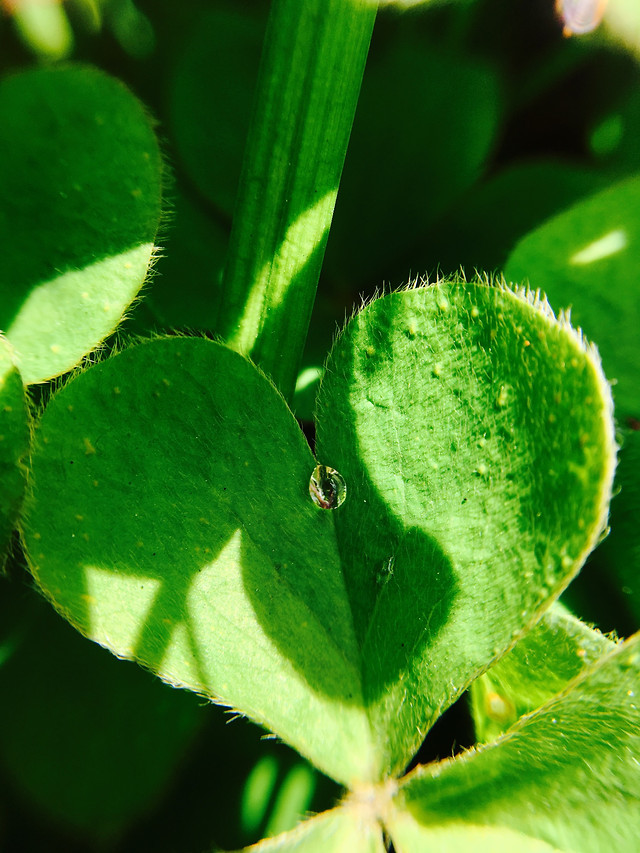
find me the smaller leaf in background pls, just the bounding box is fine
[146,181,228,332]
[588,83,640,176]
[316,277,616,779]
[0,65,163,384]
[324,25,501,286]
[414,159,605,278]
[470,603,615,743]
[0,335,29,571]
[240,804,386,853]
[589,428,640,625]
[390,631,640,853]
[0,576,204,845]
[167,3,265,217]
[505,172,640,420]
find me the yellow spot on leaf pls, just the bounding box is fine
[84,437,96,455]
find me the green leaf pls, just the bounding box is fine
[591,428,640,623]
[392,632,640,853]
[0,335,29,569]
[470,604,615,743]
[0,65,163,385]
[146,181,228,332]
[21,337,372,787]
[386,817,562,852]
[238,805,385,853]
[167,3,265,216]
[0,577,204,842]
[324,31,500,285]
[420,159,605,277]
[316,278,616,778]
[504,173,640,419]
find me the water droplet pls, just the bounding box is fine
[309,465,346,510]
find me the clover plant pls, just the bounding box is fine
[0,0,639,850]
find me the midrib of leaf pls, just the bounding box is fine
[239,518,364,682]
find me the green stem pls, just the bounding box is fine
[218,0,377,402]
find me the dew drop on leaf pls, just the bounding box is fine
[309,464,346,510]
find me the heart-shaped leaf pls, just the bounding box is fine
[22,279,616,787]
[315,278,616,777]
[21,338,372,786]
[0,65,163,384]
[389,631,640,852]
[0,335,29,569]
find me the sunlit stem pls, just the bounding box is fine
[218,0,377,402]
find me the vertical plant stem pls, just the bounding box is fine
[218,0,377,402]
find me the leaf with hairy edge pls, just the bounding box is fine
[470,604,615,743]
[390,632,640,853]
[0,65,163,384]
[21,277,616,787]
[505,173,640,419]
[316,278,616,779]
[238,805,385,853]
[0,336,29,569]
[21,337,372,787]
